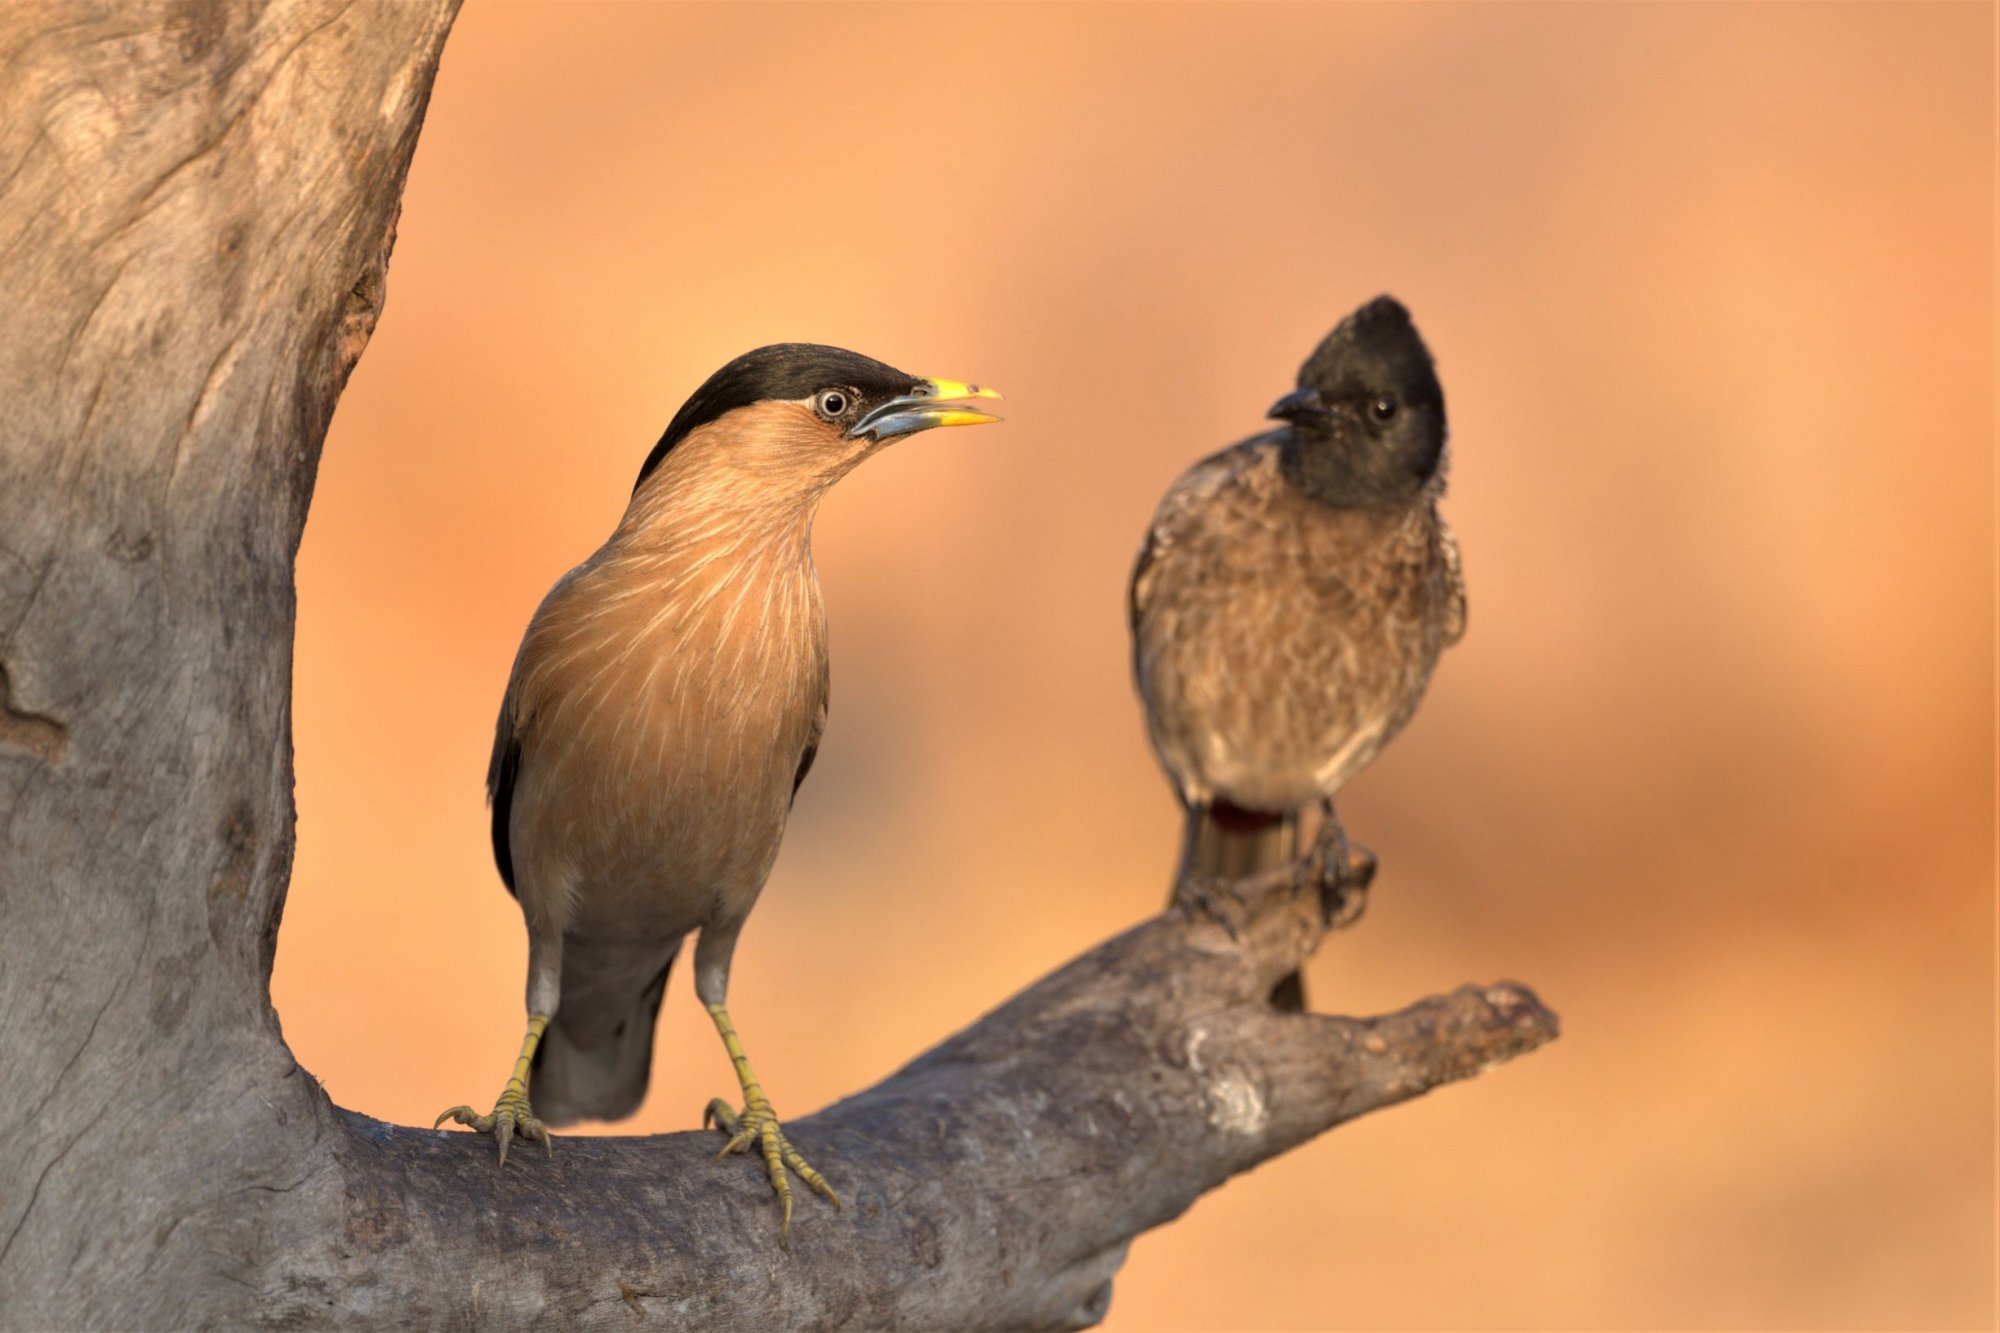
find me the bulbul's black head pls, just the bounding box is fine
[634,343,1000,491]
[1271,296,1447,507]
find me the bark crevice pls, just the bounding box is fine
[0,661,67,762]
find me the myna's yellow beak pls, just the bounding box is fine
[849,378,1004,439]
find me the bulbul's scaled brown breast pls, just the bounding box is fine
[1132,434,1464,814]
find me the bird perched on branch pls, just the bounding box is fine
[1129,296,1463,1009]
[437,344,1001,1239]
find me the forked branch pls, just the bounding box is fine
[0,4,1553,1327]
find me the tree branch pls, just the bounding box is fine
[301,861,1554,1329]
[0,5,1556,1329]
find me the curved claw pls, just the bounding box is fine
[434,1104,486,1130]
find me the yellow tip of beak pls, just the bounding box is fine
[923,378,1003,404]
[922,407,1004,429]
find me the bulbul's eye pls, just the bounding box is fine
[815,389,850,419]
[1369,395,1399,424]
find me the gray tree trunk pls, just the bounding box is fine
[0,5,1555,1328]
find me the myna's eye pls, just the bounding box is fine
[1368,395,1399,424]
[814,389,850,420]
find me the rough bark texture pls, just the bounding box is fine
[0,5,1556,1329]
[0,2,459,1327]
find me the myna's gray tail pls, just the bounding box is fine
[531,940,679,1127]
[1176,802,1309,1011]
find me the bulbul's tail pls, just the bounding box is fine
[530,940,679,1127]
[1175,801,1309,1011]
[1178,801,1297,881]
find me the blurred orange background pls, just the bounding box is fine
[273,3,1995,1328]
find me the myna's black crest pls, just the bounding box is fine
[635,343,957,491]
[1272,295,1447,506]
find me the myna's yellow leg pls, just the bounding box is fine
[701,1002,839,1244]
[435,1012,554,1167]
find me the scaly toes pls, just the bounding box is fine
[703,1098,837,1241]
[704,1097,751,1153]
[762,1126,797,1241]
[491,1096,551,1168]
[781,1140,841,1209]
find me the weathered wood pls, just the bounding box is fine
[0,5,1555,1328]
[0,3,458,1327]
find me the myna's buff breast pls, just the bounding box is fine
[503,513,827,940]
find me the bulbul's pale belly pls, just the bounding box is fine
[1142,578,1443,810]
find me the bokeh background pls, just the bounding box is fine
[273,4,1995,1328]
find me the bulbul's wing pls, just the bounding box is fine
[1128,436,1274,659]
[1437,512,1467,647]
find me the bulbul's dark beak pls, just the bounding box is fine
[849,379,1004,440]
[1268,388,1329,424]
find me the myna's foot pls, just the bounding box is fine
[702,1000,840,1245]
[435,1087,553,1167]
[434,1012,553,1167]
[704,1094,840,1245]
